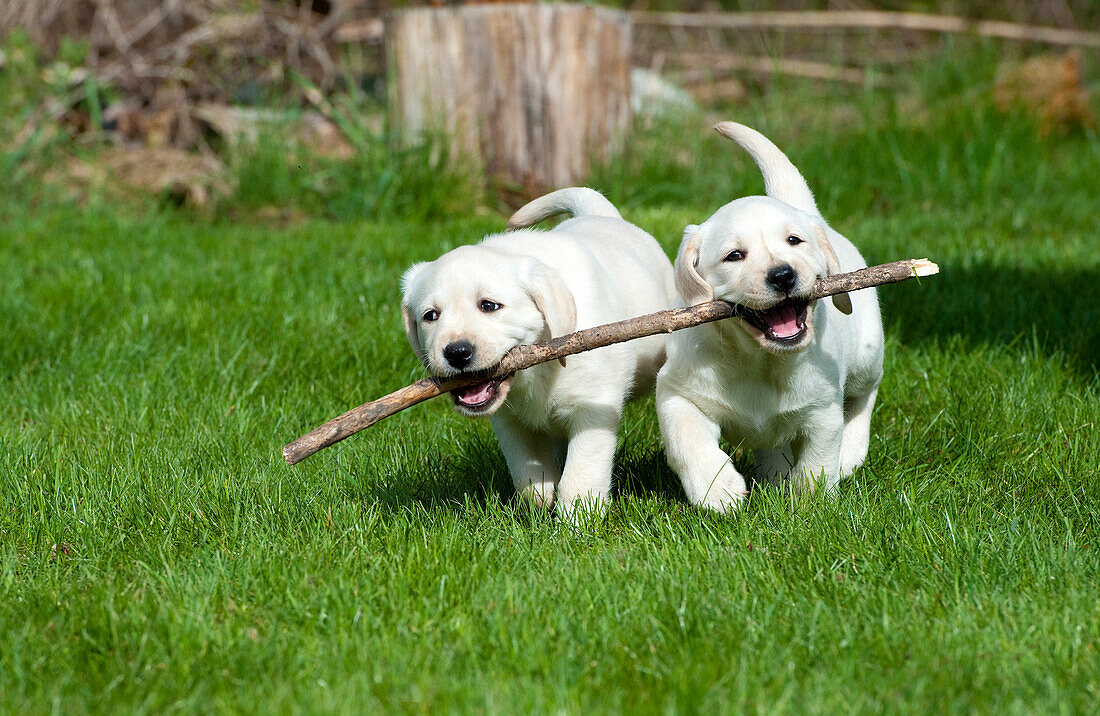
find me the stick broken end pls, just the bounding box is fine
[911,258,939,277]
[283,444,301,466]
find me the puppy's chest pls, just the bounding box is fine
[717,380,818,446]
[505,357,631,433]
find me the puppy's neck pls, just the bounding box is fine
[711,321,805,383]
[502,360,562,429]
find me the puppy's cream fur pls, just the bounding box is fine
[657,123,884,512]
[402,188,675,517]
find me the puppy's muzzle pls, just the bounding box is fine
[443,340,475,370]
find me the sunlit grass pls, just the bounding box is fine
[1,43,1098,712]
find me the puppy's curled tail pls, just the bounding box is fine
[507,187,621,231]
[714,122,820,219]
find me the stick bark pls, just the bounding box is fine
[283,258,938,465]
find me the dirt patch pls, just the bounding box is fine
[994,51,1096,135]
[60,146,229,207]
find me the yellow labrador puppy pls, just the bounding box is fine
[402,188,675,517]
[657,123,884,512]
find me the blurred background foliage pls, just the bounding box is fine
[0,0,1096,221]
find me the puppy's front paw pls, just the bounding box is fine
[686,472,747,514]
[696,488,747,515]
[556,493,608,526]
[516,480,557,510]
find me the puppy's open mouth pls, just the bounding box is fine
[740,300,810,346]
[449,373,514,415]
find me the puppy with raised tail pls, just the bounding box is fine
[402,188,676,518]
[656,123,884,512]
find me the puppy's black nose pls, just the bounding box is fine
[766,264,797,294]
[443,340,475,369]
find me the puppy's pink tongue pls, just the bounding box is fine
[764,305,802,338]
[454,381,494,405]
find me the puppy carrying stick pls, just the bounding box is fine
[402,188,676,518]
[657,123,885,512]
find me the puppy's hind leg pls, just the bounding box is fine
[839,386,878,477]
[789,408,844,496]
[492,416,559,510]
[657,390,747,513]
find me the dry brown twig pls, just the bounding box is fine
[671,52,882,86]
[631,11,1100,48]
[283,258,939,466]
[2,0,341,113]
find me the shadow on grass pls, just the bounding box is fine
[614,447,683,504]
[880,261,1099,373]
[363,415,876,515]
[364,434,691,515]
[365,432,512,512]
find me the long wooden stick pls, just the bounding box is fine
[631,11,1100,48]
[671,52,879,86]
[283,258,938,465]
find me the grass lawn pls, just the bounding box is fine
[2,46,1099,712]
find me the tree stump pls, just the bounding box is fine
[386,3,632,194]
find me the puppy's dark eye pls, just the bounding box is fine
[787,235,804,246]
[422,309,440,322]
[724,250,745,262]
[479,299,502,313]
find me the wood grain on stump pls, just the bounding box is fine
[386,4,632,192]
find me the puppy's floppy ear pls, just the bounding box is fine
[400,262,428,363]
[526,262,577,367]
[813,225,852,315]
[401,303,426,363]
[675,225,715,306]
